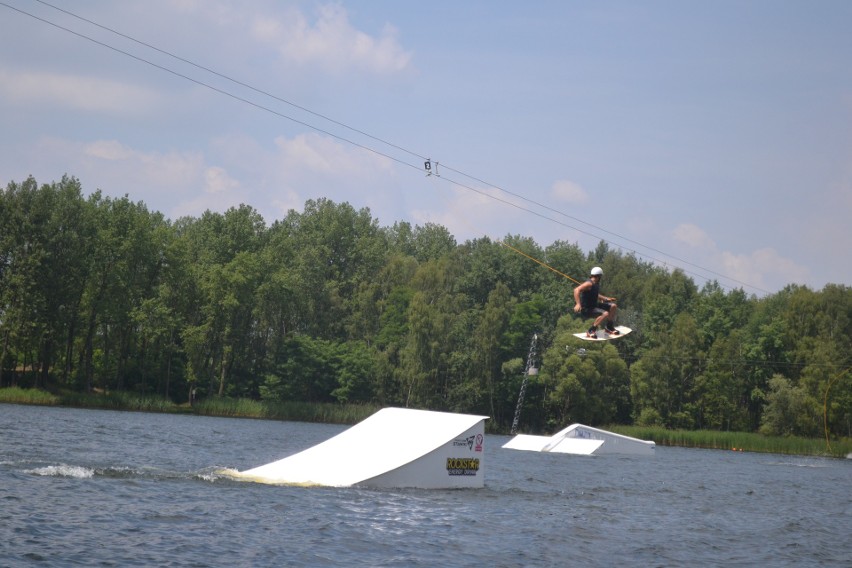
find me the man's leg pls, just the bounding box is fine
[606,303,618,328]
[603,303,620,334]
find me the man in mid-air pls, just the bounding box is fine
[573,266,619,338]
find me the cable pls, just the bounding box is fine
[2,0,773,295]
[496,240,582,285]
[30,0,430,165]
[0,1,424,174]
[438,171,765,292]
[31,0,764,294]
[434,159,766,292]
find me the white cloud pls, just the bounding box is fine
[42,130,402,224]
[0,69,160,114]
[272,132,394,180]
[84,140,136,161]
[414,184,554,244]
[669,222,810,294]
[170,189,248,219]
[205,131,398,221]
[672,223,715,249]
[80,140,203,190]
[625,215,658,238]
[270,190,304,217]
[275,133,338,173]
[415,187,489,237]
[719,248,810,292]
[250,4,411,74]
[16,135,254,220]
[204,166,240,194]
[35,137,210,215]
[551,180,588,204]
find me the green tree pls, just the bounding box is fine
[542,318,629,428]
[640,269,698,346]
[0,177,97,388]
[693,282,752,347]
[0,177,48,386]
[471,282,514,421]
[411,222,457,262]
[182,205,266,398]
[741,318,791,430]
[331,340,377,403]
[631,313,704,428]
[281,198,387,340]
[400,258,461,408]
[260,335,337,403]
[91,196,166,391]
[696,331,751,431]
[759,374,814,436]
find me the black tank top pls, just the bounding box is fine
[580,279,599,309]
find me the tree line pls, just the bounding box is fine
[1,176,850,438]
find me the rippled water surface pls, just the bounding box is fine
[1,404,849,567]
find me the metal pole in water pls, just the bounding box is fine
[511,333,539,435]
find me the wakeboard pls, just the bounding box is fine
[572,325,633,342]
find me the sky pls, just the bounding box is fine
[1,0,851,296]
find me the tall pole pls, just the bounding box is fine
[511,333,539,435]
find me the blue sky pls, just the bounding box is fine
[1,0,850,296]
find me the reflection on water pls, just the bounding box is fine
[1,403,850,567]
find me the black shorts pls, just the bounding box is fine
[581,302,614,318]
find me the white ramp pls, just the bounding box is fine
[233,407,488,488]
[502,433,603,455]
[503,423,654,456]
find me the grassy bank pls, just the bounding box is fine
[0,386,188,413]
[2,387,849,458]
[608,424,852,459]
[0,386,378,425]
[192,396,379,424]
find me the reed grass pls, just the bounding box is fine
[608,424,852,459]
[0,387,377,423]
[2,387,848,458]
[74,391,176,412]
[0,386,60,405]
[0,387,188,413]
[194,397,379,424]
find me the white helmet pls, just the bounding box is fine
[590,266,603,276]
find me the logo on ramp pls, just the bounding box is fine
[453,434,484,451]
[446,458,480,476]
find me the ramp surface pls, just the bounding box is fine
[502,433,603,455]
[503,423,654,456]
[235,407,488,488]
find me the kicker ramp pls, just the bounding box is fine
[236,407,488,488]
[503,423,654,456]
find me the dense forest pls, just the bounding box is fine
[1,176,850,438]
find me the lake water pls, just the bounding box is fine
[1,403,849,567]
